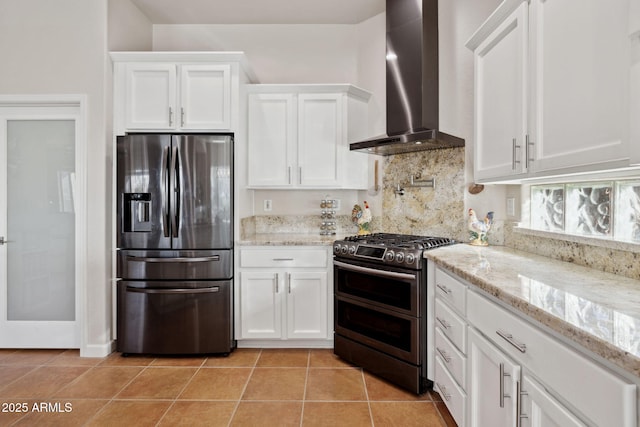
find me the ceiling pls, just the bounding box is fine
[129,0,386,25]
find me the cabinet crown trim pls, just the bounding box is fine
[465,0,527,50]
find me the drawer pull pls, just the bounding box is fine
[436,347,451,363]
[496,329,527,353]
[436,316,451,330]
[273,258,294,261]
[436,382,451,401]
[436,283,452,294]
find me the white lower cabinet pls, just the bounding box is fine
[431,265,637,427]
[521,373,585,427]
[468,328,521,427]
[237,247,331,343]
[433,266,468,426]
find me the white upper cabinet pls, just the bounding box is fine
[112,52,254,135]
[529,0,630,173]
[469,1,529,181]
[247,84,371,190]
[467,0,635,182]
[124,63,230,131]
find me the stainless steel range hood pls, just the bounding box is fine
[350,0,464,155]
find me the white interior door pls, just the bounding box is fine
[0,100,84,348]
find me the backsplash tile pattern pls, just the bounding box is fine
[505,222,640,280]
[381,148,468,241]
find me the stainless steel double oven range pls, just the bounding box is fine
[333,233,456,394]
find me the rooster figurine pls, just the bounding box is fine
[468,209,494,246]
[352,201,372,235]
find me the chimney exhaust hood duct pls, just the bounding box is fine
[350,0,464,156]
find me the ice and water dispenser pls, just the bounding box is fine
[123,193,152,232]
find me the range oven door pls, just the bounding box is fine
[333,259,422,365]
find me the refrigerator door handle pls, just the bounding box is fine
[161,146,170,238]
[127,287,220,294]
[126,255,221,263]
[170,145,180,238]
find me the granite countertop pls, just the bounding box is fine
[237,233,347,246]
[425,244,640,378]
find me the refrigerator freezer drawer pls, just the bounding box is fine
[117,249,232,280]
[116,280,234,355]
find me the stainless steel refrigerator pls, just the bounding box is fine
[116,134,234,355]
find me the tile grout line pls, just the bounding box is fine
[154,356,208,427]
[299,350,311,427]
[361,368,375,427]
[226,348,262,427]
[80,355,157,426]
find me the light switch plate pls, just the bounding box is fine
[263,199,272,212]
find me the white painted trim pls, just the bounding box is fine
[0,95,88,353]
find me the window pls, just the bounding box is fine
[530,180,640,243]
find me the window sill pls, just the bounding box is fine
[512,226,640,255]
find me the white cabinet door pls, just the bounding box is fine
[472,2,529,182]
[297,93,343,187]
[529,0,630,173]
[521,373,586,427]
[247,93,296,186]
[238,271,282,339]
[286,271,328,339]
[124,64,231,131]
[125,64,176,130]
[468,328,521,427]
[180,64,231,130]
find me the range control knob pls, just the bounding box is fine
[406,253,416,264]
[348,246,357,255]
[395,252,405,263]
[333,245,340,254]
[384,250,395,262]
[341,245,348,254]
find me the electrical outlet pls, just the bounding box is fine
[507,197,516,217]
[264,199,272,212]
[334,199,341,210]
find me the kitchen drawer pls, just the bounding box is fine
[434,356,466,427]
[467,290,637,427]
[435,298,466,354]
[435,267,467,315]
[240,248,328,268]
[435,327,466,390]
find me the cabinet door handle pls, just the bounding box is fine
[436,382,451,401]
[288,166,292,184]
[299,167,302,185]
[287,273,292,293]
[436,347,451,363]
[512,138,521,170]
[169,107,173,126]
[436,316,451,330]
[275,273,279,293]
[496,329,527,353]
[525,134,535,169]
[499,362,511,408]
[516,380,528,427]
[180,107,185,127]
[436,283,452,295]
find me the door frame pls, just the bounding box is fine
[0,94,87,351]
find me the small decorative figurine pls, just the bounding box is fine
[468,208,494,246]
[352,201,372,235]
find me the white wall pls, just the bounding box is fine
[438,0,506,222]
[154,24,359,84]
[0,0,111,355]
[108,0,153,51]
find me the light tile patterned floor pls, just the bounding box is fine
[0,348,456,426]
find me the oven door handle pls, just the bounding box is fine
[334,260,417,281]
